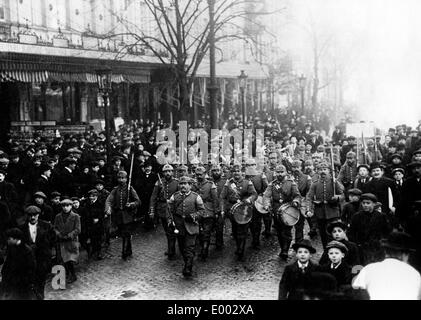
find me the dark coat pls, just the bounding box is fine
[134,171,158,214]
[0,242,36,300]
[365,177,395,213]
[278,260,318,300]
[341,201,360,226]
[54,167,78,197]
[318,262,352,287]
[20,220,56,276]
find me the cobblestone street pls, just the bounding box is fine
[45,222,322,300]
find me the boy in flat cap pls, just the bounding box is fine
[278,240,318,300]
[32,191,53,224]
[80,189,104,260]
[348,193,392,265]
[320,219,360,267]
[318,240,352,288]
[54,199,81,284]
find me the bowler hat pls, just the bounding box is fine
[25,205,41,216]
[381,231,415,252]
[369,162,385,171]
[408,160,421,168]
[292,239,316,254]
[326,241,348,254]
[326,220,348,234]
[360,193,378,202]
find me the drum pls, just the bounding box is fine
[277,203,300,226]
[254,195,269,214]
[231,202,253,225]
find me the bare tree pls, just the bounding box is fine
[99,0,278,122]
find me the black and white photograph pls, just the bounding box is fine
[0,0,421,304]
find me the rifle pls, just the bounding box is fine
[330,145,336,196]
[157,173,179,234]
[126,152,135,206]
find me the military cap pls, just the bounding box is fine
[360,193,378,202]
[95,179,105,186]
[348,188,362,196]
[178,164,188,171]
[33,191,47,199]
[392,167,405,175]
[25,205,41,215]
[195,166,206,174]
[369,162,385,171]
[162,164,174,172]
[346,151,356,158]
[211,164,221,171]
[231,164,242,172]
[326,220,348,234]
[51,191,61,198]
[60,199,73,206]
[366,139,374,145]
[71,197,80,202]
[347,136,356,140]
[326,240,348,254]
[179,176,192,184]
[5,228,24,240]
[112,155,123,162]
[117,170,128,177]
[88,189,99,196]
[275,164,286,172]
[317,161,330,170]
[390,154,402,160]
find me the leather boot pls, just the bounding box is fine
[122,237,127,260]
[201,241,210,261]
[237,239,246,261]
[167,238,176,260]
[126,235,132,257]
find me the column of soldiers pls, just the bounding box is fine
[0,119,421,296]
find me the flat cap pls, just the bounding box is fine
[390,154,403,160]
[391,167,405,175]
[60,199,73,206]
[326,240,348,254]
[33,191,47,199]
[117,170,128,177]
[326,220,348,234]
[360,193,378,202]
[317,161,330,170]
[88,189,98,196]
[51,191,61,198]
[348,188,362,196]
[25,205,41,215]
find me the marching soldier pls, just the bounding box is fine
[245,159,269,249]
[105,171,140,260]
[192,166,219,261]
[167,176,205,278]
[220,164,257,261]
[305,161,345,248]
[262,152,279,237]
[290,160,312,244]
[337,151,358,195]
[149,164,179,260]
[262,165,301,260]
[209,164,227,250]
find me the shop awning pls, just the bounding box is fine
[0,70,49,83]
[194,61,269,80]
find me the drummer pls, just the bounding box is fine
[262,165,301,260]
[220,164,257,261]
[245,158,269,250]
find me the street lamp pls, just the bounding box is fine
[299,74,306,113]
[238,70,248,127]
[96,67,112,162]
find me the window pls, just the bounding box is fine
[0,0,5,21]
